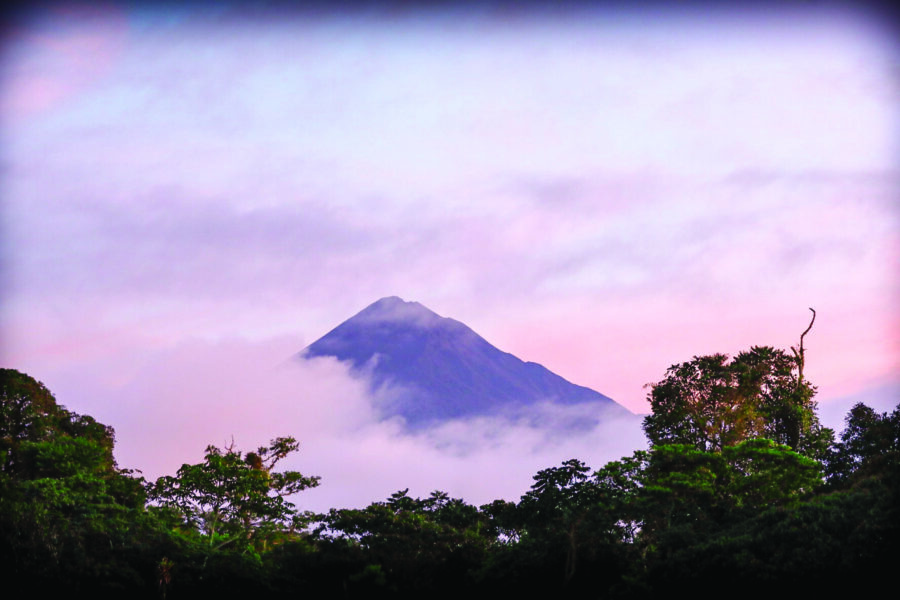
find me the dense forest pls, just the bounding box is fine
[2,341,898,598]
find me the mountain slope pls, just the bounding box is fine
[300,296,629,427]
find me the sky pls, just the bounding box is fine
[1,1,898,510]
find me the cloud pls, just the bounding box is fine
[0,3,129,120]
[64,337,646,512]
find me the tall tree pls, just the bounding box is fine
[1,370,152,594]
[826,402,900,488]
[511,457,643,590]
[151,437,319,553]
[1,368,114,475]
[642,346,831,457]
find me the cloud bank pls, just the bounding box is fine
[87,338,645,512]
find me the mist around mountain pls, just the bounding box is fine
[300,296,631,429]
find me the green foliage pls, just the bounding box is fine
[642,346,832,458]
[476,457,645,595]
[1,368,115,476]
[640,464,900,596]
[642,439,821,530]
[317,489,492,596]
[0,369,60,444]
[515,460,598,585]
[593,450,648,543]
[722,438,822,508]
[150,436,319,553]
[478,498,521,542]
[826,402,900,488]
[0,370,155,595]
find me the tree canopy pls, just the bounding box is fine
[826,402,900,488]
[642,346,832,457]
[1,368,115,475]
[0,369,150,594]
[151,437,320,553]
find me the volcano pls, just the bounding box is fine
[299,296,630,428]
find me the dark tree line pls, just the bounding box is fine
[2,336,898,598]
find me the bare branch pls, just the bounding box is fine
[800,308,816,344]
[794,308,816,388]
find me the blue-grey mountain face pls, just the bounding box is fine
[300,296,629,427]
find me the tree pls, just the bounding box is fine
[642,346,831,457]
[643,439,820,521]
[1,370,152,593]
[516,459,595,585]
[151,437,319,553]
[826,402,900,488]
[317,489,492,595]
[1,369,59,469]
[637,433,895,595]
[509,458,644,590]
[642,311,834,458]
[1,368,115,475]
[636,437,823,593]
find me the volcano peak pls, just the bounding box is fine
[300,297,629,427]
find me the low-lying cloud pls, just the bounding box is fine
[97,337,646,513]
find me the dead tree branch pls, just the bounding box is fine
[791,308,816,388]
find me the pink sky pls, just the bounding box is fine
[1,2,897,509]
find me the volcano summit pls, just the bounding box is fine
[299,296,629,428]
